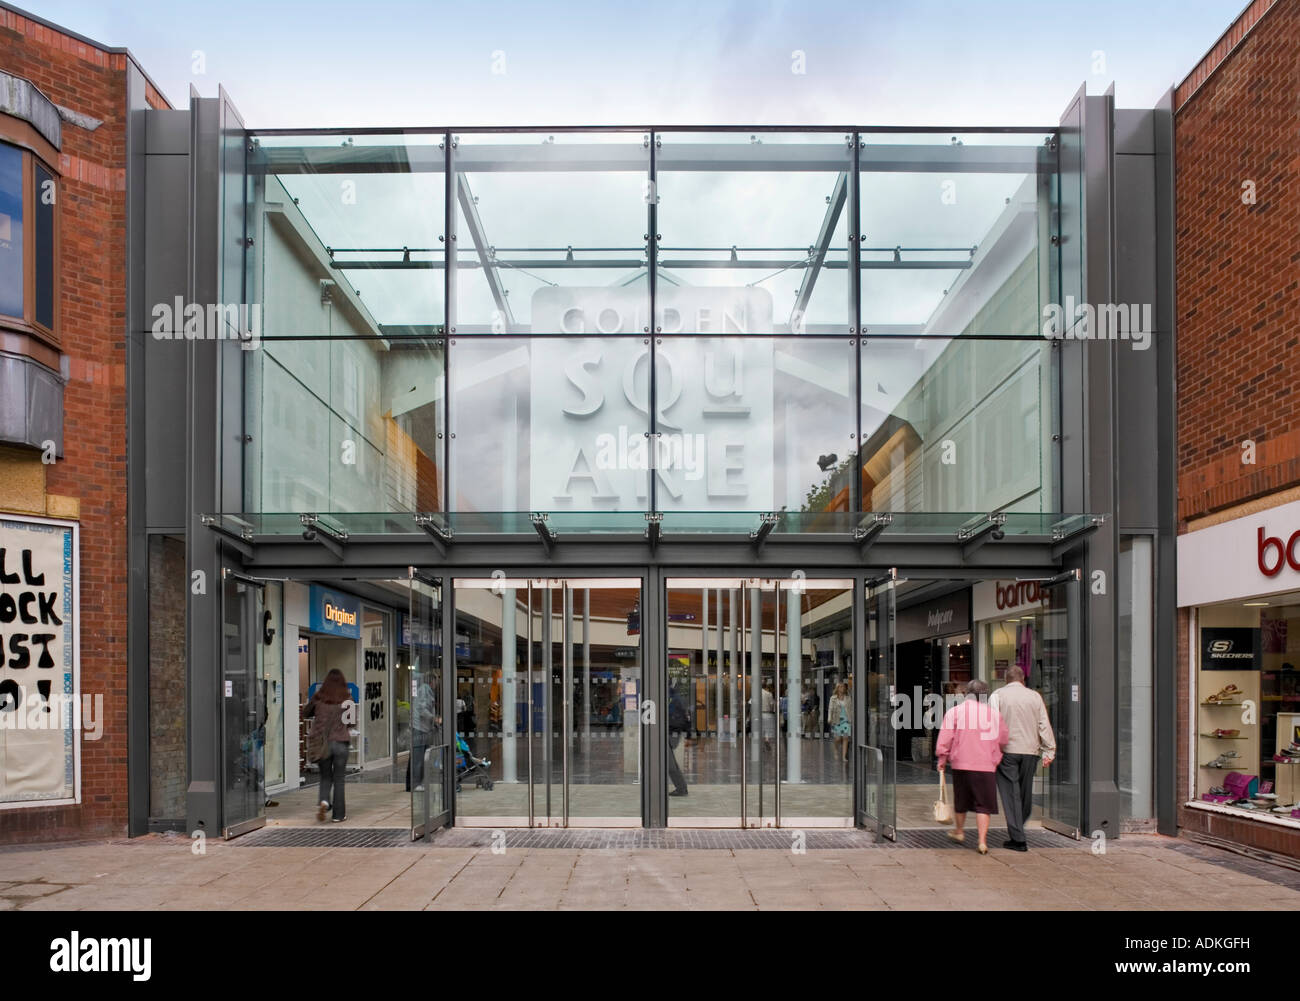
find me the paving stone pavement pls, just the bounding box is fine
[0,831,1296,911]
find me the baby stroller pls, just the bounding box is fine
[455,733,494,793]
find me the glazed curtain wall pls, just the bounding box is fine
[231,129,1061,518]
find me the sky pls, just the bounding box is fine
[22,0,1248,128]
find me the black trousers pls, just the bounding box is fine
[317,741,349,821]
[995,752,1039,843]
[407,731,431,791]
[668,733,687,793]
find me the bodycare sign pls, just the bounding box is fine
[0,516,78,806]
[1178,497,1300,607]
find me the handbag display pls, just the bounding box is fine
[933,771,953,824]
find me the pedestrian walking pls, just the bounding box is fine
[305,668,354,823]
[828,682,852,762]
[988,665,1056,851]
[935,678,1008,855]
[667,682,690,797]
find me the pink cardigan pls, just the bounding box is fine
[935,697,1009,772]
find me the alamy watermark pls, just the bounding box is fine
[594,425,706,480]
[1042,297,1152,351]
[0,688,105,739]
[151,298,262,350]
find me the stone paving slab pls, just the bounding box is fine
[0,832,1296,910]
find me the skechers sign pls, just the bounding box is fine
[1200,628,1259,670]
[310,586,361,639]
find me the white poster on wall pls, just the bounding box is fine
[0,516,79,807]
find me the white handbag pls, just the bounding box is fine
[933,771,953,824]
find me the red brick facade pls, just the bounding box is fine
[1175,0,1300,860]
[1175,0,1300,525]
[0,10,169,842]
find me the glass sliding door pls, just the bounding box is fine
[665,577,855,828]
[779,579,855,825]
[220,571,266,838]
[452,577,643,827]
[565,580,643,823]
[664,579,748,826]
[1039,569,1083,838]
[860,579,897,840]
[408,572,449,839]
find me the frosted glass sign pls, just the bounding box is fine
[528,287,776,511]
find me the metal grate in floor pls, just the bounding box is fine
[234,827,411,848]
[427,828,882,850]
[894,828,1065,850]
[231,826,1070,851]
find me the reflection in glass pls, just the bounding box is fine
[245,338,444,514]
[859,338,1052,513]
[656,132,852,334]
[409,577,445,833]
[254,134,446,329]
[222,576,265,833]
[453,132,649,334]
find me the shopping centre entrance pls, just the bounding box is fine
[218,560,1084,842]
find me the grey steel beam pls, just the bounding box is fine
[239,534,1066,573]
[530,513,557,552]
[854,512,892,553]
[455,173,515,331]
[184,90,223,841]
[956,512,1006,559]
[1152,86,1178,838]
[792,171,847,330]
[643,567,665,827]
[332,256,969,272]
[1049,515,1103,561]
[414,512,453,558]
[199,514,254,559]
[299,513,346,560]
[254,141,1047,176]
[749,512,780,549]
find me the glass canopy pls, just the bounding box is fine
[231,127,1065,526]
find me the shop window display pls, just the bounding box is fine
[1195,597,1300,824]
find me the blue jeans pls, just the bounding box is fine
[318,741,349,820]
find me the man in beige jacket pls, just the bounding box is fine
[988,666,1056,851]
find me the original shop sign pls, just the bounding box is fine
[0,516,79,806]
[309,586,361,640]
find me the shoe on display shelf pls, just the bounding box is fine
[1205,684,1243,704]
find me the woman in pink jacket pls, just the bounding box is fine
[935,678,1009,855]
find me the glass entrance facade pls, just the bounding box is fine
[226,127,1060,525]
[189,122,1105,840]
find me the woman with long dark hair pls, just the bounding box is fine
[305,668,354,823]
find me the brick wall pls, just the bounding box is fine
[1174,0,1300,862]
[0,10,170,842]
[147,537,186,821]
[1175,0,1300,525]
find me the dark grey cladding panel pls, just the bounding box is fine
[1114,110,1155,156]
[0,354,64,454]
[145,109,190,156]
[1115,150,1159,531]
